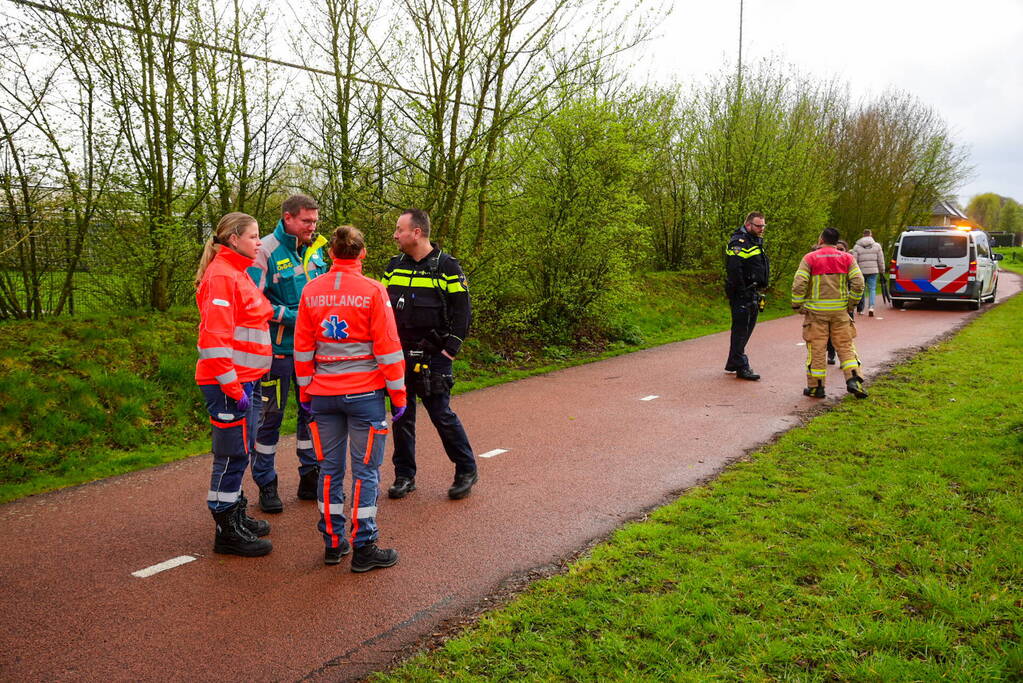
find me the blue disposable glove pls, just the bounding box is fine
[392,405,406,421]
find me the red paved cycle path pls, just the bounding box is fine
[2,273,1018,681]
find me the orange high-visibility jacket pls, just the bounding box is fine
[195,246,273,400]
[294,258,407,408]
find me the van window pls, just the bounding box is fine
[900,234,967,259]
[976,235,990,258]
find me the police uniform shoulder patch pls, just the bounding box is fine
[731,246,741,255]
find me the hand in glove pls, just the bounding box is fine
[392,405,406,421]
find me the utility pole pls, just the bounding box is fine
[737,0,744,86]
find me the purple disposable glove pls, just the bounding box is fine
[236,392,251,413]
[300,401,312,414]
[392,405,406,421]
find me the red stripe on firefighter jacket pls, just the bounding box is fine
[195,246,273,400]
[294,258,407,409]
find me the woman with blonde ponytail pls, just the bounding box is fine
[194,212,274,557]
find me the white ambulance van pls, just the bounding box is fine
[889,226,1002,310]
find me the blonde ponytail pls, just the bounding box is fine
[194,238,220,289]
[194,212,259,289]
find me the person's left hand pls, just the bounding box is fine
[392,405,406,421]
[300,401,312,414]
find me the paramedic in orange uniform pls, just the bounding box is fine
[194,212,274,557]
[294,225,407,572]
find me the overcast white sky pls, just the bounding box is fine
[633,0,1023,205]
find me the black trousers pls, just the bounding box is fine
[726,295,759,371]
[391,352,476,479]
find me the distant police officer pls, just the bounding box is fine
[724,211,770,380]
[382,208,479,501]
[247,194,330,512]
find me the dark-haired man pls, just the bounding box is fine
[382,209,478,501]
[247,194,330,512]
[724,211,770,380]
[791,227,867,399]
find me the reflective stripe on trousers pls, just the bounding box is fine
[311,390,388,549]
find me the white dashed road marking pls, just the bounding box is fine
[640,395,659,401]
[132,555,196,578]
[479,449,508,459]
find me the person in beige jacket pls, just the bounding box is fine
[851,229,885,316]
[792,228,867,399]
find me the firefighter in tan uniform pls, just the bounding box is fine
[791,228,868,399]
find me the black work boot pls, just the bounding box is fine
[324,538,352,565]
[846,373,868,399]
[259,475,283,513]
[236,491,270,537]
[213,503,272,557]
[736,367,760,381]
[388,476,416,499]
[351,543,399,573]
[803,382,825,399]
[448,471,479,500]
[297,466,319,501]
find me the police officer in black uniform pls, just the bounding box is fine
[724,211,770,380]
[383,208,478,500]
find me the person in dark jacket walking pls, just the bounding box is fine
[724,211,770,380]
[382,208,478,501]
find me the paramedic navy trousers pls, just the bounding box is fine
[201,381,262,513]
[310,390,389,550]
[252,354,317,486]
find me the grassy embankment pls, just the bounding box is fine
[0,271,792,503]
[374,286,1023,681]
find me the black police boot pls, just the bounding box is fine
[448,470,478,500]
[736,367,760,381]
[388,476,416,499]
[258,475,283,513]
[324,538,352,565]
[213,503,272,557]
[351,543,399,573]
[846,373,868,399]
[297,466,319,501]
[803,382,825,399]
[236,491,270,537]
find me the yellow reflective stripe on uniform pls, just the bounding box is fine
[840,358,859,370]
[381,274,462,292]
[803,300,849,311]
[809,368,827,378]
[302,234,328,277]
[737,247,762,259]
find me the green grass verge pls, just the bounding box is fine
[995,247,1023,275]
[0,271,790,503]
[376,291,1023,681]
